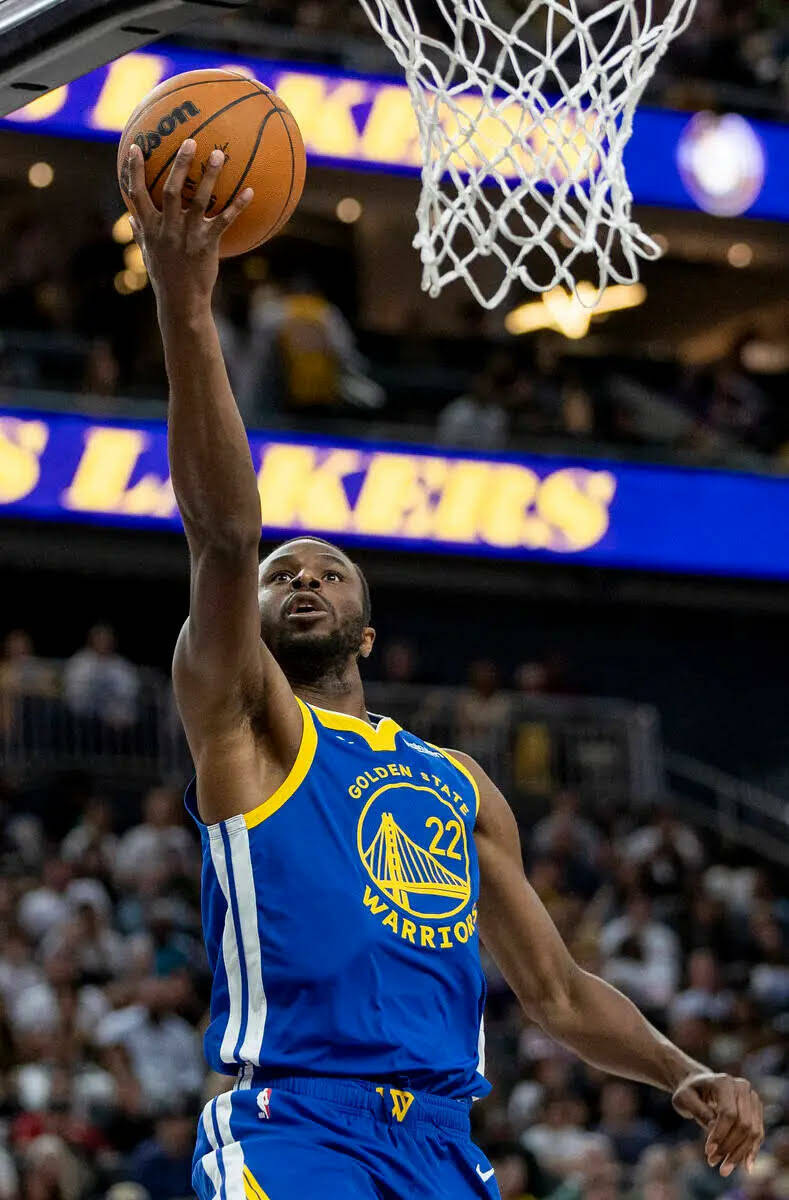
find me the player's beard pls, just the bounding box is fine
[266,614,366,687]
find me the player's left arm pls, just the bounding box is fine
[457,750,764,1176]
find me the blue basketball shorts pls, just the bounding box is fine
[193,1073,500,1200]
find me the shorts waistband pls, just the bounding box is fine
[236,1069,471,1134]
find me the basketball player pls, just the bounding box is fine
[125,140,764,1200]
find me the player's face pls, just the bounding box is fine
[257,541,373,682]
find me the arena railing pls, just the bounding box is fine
[4,667,787,861]
[0,381,775,475]
[666,752,789,868]
[1,666,662,808]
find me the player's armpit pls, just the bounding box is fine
[172,537,303,792]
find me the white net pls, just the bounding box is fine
[356,0,697,308]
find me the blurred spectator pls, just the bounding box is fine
[454,660,512,776]
[114,787,194,889]
[81,337,120,398]
[63,625,139,729]
[18,1132,90,1200]
[669,948,734,1024]
[380,639,420,686]
[621,806,704,872]
[521,1096,609,1174]
[486,1140,555,1199]
[620,807,704,913]
[600,892,680,1010]
[438,355,512,449]
[0,929,42,1017]
[531,791,601,860]
[243,276,383,419]
[595,1081,658,1167]
[0,630,57,701]
[60,796,118,878]
[95,978,203,1111]
[125,1105,194,1200]
[16,859,72,943]
[42,900,129,984]
[9,943,109,1039]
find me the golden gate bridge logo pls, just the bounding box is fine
[357,784,471,920]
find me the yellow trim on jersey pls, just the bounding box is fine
[310,704,402,752]
[430,744,481,817]
[244,697,317,829]
[243,1165,271,1200]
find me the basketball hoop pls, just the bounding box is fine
[356,0,697,308]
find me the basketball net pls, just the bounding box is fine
[357,0,697,308]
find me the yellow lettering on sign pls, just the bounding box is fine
[537,467,616,551]
[354,454,447,538]
[0,418,49,503]
[433,461,491,543]
[8,86,69,124]
[479,464,540,548]
[61,427,172,515]
[256,444,356,532]
[361,86,420,165]
[274,75,366,158]
[91,53,168,131]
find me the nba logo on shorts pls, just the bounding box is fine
[257,1088,272,1120]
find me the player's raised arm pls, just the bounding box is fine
[124,140,302,807]
[461,752,765,1177]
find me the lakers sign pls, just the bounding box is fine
[2,406,789,577]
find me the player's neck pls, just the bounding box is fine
[293,668,369,725]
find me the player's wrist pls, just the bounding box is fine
[156,289,214,329]
[659,1045,710,1095]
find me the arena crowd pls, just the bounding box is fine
[0,651,787,1200]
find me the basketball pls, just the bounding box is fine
[116,69,306,257]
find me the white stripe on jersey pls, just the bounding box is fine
[201,1150,223,1200]
[220,1141,246,1200]
[202,1098,219,1149]
[477,1015,486,1077]
[208,826,244,1065]
[214,1090,234,1147]
[227,824,267,1064]
[198,1093,245,1200]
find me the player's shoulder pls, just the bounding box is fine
[439,746,485,783]
[440,748,514,833]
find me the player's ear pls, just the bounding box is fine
[359,626,376,660]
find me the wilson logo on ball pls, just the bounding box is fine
[133,101,201,160]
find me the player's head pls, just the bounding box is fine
[258,537,374,685]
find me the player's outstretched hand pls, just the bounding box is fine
[123,138,253,312]
[673,1071,764,1177]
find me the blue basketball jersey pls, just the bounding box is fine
[185,699,490,1100]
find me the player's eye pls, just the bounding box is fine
[324,571,343,582]
[270,570,293,582]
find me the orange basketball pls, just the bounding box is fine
[117,69,306,257]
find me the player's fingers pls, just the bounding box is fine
[210,187,254,241]
[188,147,226,218]
[719,1127,754,1177]
[705,1090,739,1165]
[161,138,197,221]
[672,1078,715,1128]
[745,1091,766,1172]
[124,144,156,224]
